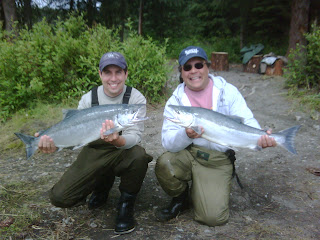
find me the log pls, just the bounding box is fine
[265,59,284,76]
[243,55,262,73]
[211,52,229,71]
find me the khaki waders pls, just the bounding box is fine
[49,139,152,208]
[155,145,233,226]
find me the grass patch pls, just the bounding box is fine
[287,89,320,120]
[0,180,50,238]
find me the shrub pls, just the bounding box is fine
[284,24,320,112]
[285,24,320,91]
[0,15,170,121]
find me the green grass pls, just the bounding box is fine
[287,89,320,120]
[0,181,48,238]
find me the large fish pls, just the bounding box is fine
[15,104,147,160]
[167,105,301,154]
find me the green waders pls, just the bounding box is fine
[155,145,233,226]
[49,139,152,208]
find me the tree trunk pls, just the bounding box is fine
[243,55,262,73]
[211,52,229,71]
[138,0,143,35]
[87,0,94,27]
[24,0,32,29]
[286,0,310,57]
[120,0,127,42]
[265,59,284,76]
[0,1,4,29]
[2,0,17,31]
[69,0,74,12]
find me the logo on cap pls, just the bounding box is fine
[106,52,120,59]
[185,48,199,56]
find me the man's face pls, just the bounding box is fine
[99,65,127,97]
[181,57,209,91]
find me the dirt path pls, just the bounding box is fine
[1,65,320,239]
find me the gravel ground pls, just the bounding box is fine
[1,64,320,239]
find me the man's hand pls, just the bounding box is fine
[258,129,277,148]
[186,127,204,139]
[100,120,125,147]
[35,133,57,153]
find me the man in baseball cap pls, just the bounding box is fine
[36,51,152,235]
[155,45,276,227]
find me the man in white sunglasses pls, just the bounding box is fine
[155,46,276,226]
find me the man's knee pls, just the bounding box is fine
[155,152,173,178]
[128,145,152,165]
[49,187,77,208]
[195,208,229,227]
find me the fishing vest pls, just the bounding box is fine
[90,86,132,107]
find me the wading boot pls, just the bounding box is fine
[114,191,137,235]
[88,175,115,210]
[156,186,189,222]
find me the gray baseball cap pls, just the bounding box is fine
[178,46,208,66]
[99,52,127,71]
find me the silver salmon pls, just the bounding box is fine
[167,105,301,154]
[15,104,147,159]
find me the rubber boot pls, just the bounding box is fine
[88,175,115,210]
[114,191,137,235]
[156,186,189,222]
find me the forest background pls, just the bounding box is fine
[0,0,319,121]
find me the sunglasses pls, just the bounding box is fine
[183,62,206,71]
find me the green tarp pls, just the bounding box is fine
[240,44,264,64]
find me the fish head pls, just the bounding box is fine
[117,104,148,127]
[166,105,194,128]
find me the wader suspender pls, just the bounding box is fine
[91,86,132,106]
[90,86,132,136]
[225,149,244,189]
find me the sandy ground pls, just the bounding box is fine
[1,64,320,239]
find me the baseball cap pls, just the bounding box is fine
[99,52,127,71]
[178,46,208,66]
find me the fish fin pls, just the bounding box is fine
[72,144,87,150]
[276,125,301,154]
[62,109,78,119]
[254,145,262,151]
[191,126,202,135]
[14,132,37,160]
[226,146,238,151]
[103,127,122,136]
[38,130,45,135]
[228,115,245,124]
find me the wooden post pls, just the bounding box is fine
[265,59,284,76]
[243,55,262,73]
[211,52,229,71]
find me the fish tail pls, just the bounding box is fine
[14,132,37,160]
[277,125,301,154]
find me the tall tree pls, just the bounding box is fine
[286,0,310,57]
[16,0,32,29]
[138,0,143,35]
[2,0,18,31]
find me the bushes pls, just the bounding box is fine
[285,24,320,91]
[0,15,170,121]
[284,24,320,111]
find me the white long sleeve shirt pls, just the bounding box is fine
[162,74,261,153]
